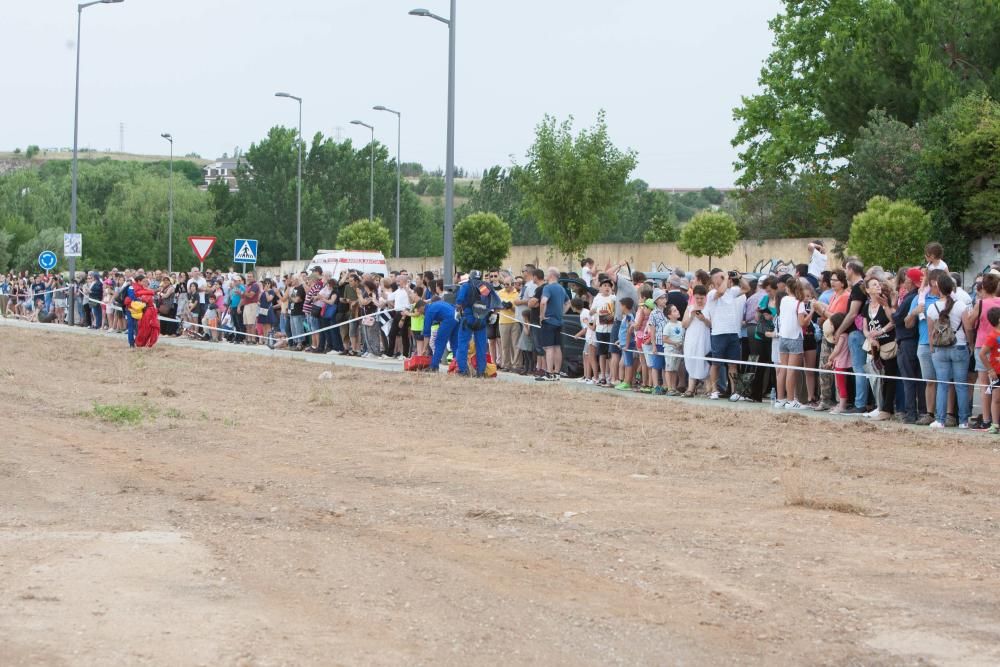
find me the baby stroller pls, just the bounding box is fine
[733,354,758,399]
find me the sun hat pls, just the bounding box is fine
[652,288,667,301]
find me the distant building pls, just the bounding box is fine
[202,155,241,191]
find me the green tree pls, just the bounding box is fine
[642,214,679,243]
[700,186,724,206]
[846,196,931,269]
[733,0,1000,188]
[458,165,541,245]
[25,145,39,159]
[602,179,676,243]
[517,110,637,258]
[454,212,512,272]
[677,211,740,268]
[337,218,392,256]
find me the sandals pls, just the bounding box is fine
[681,391,695,398]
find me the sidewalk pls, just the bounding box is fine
[1,317,992,441]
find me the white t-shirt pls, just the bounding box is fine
[808,248,827,277]
[580,308,597,344]
[928,297,969,346]
[581,266,594,287]
[706,286,745,335]
[927,259,949,273]
[954,287,972,307]
[778,296,805,340]
[590,293,616,334]
[392,288,410,312]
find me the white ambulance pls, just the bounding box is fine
[306,249,388,277]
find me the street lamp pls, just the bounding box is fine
[160,133,173,273]
[350,120,375,223]
[69,0,125,325]
[275,92,303,262]
[373,105,401,258]
[410,1,456,283]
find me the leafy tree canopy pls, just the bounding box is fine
[846,196,931,270]
[677,211,740,267]
[336,218,393,257]
[453,212,512,272]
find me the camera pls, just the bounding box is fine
[728,270,740,281]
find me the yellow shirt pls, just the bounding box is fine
[498,287,519,325]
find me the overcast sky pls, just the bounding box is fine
[4,0,782,187]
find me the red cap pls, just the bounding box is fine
[906,267,924,285]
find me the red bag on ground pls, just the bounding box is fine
[404,355,431,371]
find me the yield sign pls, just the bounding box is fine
[188,236,217,262]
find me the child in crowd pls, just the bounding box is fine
[977,307,1000,434]
[663,304,685,395]
[629,296,652,391]
[574,297,597,384]
[203,301,220,342]
[645,292,669,395]
[410,300,428,357]
[823,313,850,414]
[614,298,636,390]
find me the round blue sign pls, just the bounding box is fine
[38,250,57,271]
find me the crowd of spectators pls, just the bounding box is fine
[4,239,1000,432]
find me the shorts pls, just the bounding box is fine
[306,315,321,333]
[646,344,665,370]
[596,331,612,358]
[779,337,804,355]
[242,303,259,325]
[413,332,424,341]
[664,345,682,372]
[803,330,817,352]
[975,346,988,373]
[621,350,634,367]
[917,344,936,381]
[539,322,561,348]
[349,320,360,338]
[710,333,741,365]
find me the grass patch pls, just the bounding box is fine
[91,403,147,426]
[164,408,182,419]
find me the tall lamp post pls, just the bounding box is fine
[350,120,375,223]
[373,106,401,258]
[160,133,174,272]
[274,92,303,262]
[410,1,456,283]
[69,0,124,325]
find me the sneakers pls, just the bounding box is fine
[841,407,864,415]
[915,413,935,426]
[945,415,958,428]
[958,422,969,430]
[729,392,742,402]
[785,400,809,410]
[972,420,992,432]
[929,421,945,428]
[864,408,881,418]
[870,411,891,422]
[988,425,1000,435]
[534,373,558,382]
[828,405,846,415]
[614,382,631,391]
[652,386,665,396]
[813,402,831,412]
[708,391,721,400]
[773,400,786,409]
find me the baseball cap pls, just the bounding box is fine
[643,298,655,310]
[906,267,924,285]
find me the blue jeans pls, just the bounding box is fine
[848,329,869,409]
[710,333,741,393]
[290,315,305,344]
[91,306,102,330]
[931,345,970,425]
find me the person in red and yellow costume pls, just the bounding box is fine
[131,275,160,348]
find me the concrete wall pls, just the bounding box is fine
[389,237,837,276]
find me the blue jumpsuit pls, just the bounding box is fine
[423,300,458,370]
[124,284,138,348]
[454,282,492,376]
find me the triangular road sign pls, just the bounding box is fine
[188,236,217,261]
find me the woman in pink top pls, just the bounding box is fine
[966,273,1000,427]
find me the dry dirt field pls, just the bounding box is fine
[2,324,1000,666]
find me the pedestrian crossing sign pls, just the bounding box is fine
[233,238,258,263]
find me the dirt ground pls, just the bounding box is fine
[2,324,1000,666]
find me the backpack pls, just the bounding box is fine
[931,297,957,347]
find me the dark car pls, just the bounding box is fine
[556,277,597,377]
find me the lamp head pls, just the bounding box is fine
[275,92,290,98]
[373,105,387,111]
[409,8,431,17]
[160,133,172,141]
[101,0,125,3]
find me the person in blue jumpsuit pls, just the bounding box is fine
[454,271,502,377]
[422,298,458,371]
[123,277,139,348]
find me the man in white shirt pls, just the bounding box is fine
[807,240,827,278]
[706,269,748,399]
[386,274,411,358]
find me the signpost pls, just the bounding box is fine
[63,233,82,258]
[38,250,57,273]
[187,236,217,272]
[233,238,258,272]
